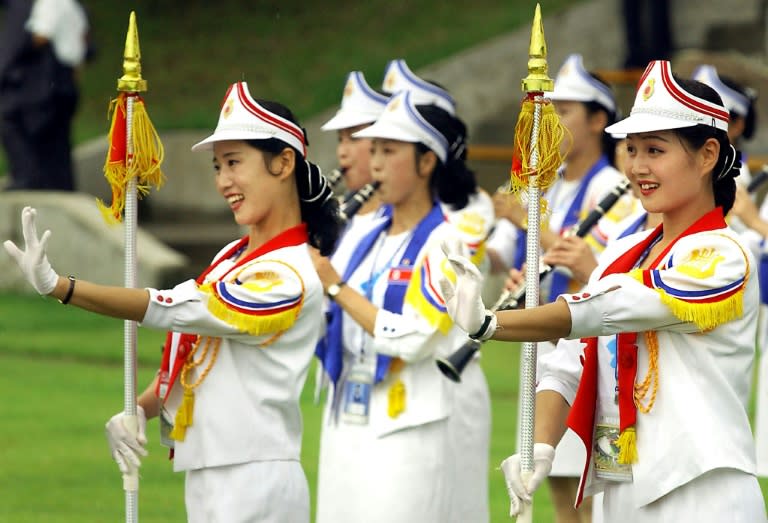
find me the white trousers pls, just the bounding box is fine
[184,460,309,523]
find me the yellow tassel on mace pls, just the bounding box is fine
[508,97,568,198]
[97,92,165,224]
[387,379,406,419]
[169,389,195,442]
[617,427,638,464]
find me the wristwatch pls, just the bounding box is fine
[326,281,346,300]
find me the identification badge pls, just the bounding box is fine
[594,419,633,482]
[159,407,175,449]
[341,362,373,425]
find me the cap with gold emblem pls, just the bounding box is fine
[321,71,389,131]
[381,58,455,115]
[605,60,729,135]
[191,82,307,156]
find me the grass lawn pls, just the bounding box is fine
[1,0,580,177]
[0,293,548,521]
[1,293,767,521]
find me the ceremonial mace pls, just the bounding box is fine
[509,5,564,521]
[100,12,165,522]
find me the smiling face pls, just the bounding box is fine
[212,140,294,228]
[336,124,373,192]
[624,130,718,222]
[369,138,431,208]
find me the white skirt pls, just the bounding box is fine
[316,361,490,523]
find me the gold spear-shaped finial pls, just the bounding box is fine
[521,3,553,93]
[117,11,147,92]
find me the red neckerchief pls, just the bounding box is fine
[567,207,726,506]
[155,223,309,401]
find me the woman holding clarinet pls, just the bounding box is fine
[312,90,490,523]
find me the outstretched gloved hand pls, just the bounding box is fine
[105,406,148,475]
[438,239,496,340]
[3,206,59,295]
[500,443,556,516]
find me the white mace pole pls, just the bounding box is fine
[122,93,139,523]
[516,4,554,521]
[115,11,147,522]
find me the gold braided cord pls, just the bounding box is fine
[179,336,221,391]
[634,331,659,414]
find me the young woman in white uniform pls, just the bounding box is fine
[441,60,765,523]
[4,81,340,523]
[312,90,490,523]
[321,70,388,221]
[382,58,495,269]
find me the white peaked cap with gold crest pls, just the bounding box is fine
[321,71,389,131]
[691,64,751,118]
[381,59,456,115]
[191,82,307,157]
[548,53,616,114]
[606,60,729,135]
[354,91,449,163]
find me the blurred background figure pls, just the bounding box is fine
[0,0,90,191]
[320,70,388,218]
[621,0,673,69]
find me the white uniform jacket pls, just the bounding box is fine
[539,210,758,508]
[141,229,323,471]
[330,213,479,437]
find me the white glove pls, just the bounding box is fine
[3,206,59,295]
[500,443,555,516]
[438,240,496,339]
[105,406,148,475]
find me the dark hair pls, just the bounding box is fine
[673,77,740,214]
[586,72,619,166]
[413,104,477,210]
[246,100,341,255]
[719,75,758,140]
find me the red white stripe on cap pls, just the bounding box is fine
[236,83,307,157]
[657,61,730,125]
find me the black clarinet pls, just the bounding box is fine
[326,167,345,191]
[747,164,768,194]
[339,181,381,221]
[436,178,631,383]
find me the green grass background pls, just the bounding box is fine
[0,293,553,522]
[2,293,767,522]
[1,0,578,176]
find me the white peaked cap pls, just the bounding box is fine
[321,71,389,131]
[353,91,449,163]
[192,82,307,156]
[691,64,751,118]
[381,59,456,115]
[605,60,729,135]
[548,54,617,114]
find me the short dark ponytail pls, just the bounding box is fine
[414,104,477,211]
[673,78,740,215]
